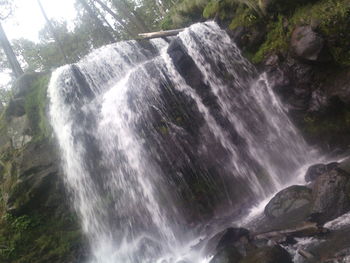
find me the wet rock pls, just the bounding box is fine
[228,26,246,48]
[290,26,330,62]
[339,157,350,174]
[310,168,350,224]
[305,163,339,182]
[305,164,327,182]
[308,89,330,112]
[216,227,250,251]
[320,69,350,105]
[265,185,312,218]
[210,246,242,263]
[6,140,61,214]
[240,245,292,263]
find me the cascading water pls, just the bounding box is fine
[48,22,315,263]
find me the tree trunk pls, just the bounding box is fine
[93,0,136,38]
[138,28,184,39]
[37,0,69,64]
[0,22,23,78]
[88,0,118,39]
[112,0,150,33]
[154,0,166,17]
[77,0,115,43]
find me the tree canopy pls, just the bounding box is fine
[0,0,179,84]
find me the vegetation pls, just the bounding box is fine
[0,211,83,263]
[161,0,350,66]
[23,74,51,140]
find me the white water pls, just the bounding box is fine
[48,22,316,263]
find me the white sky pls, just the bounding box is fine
[0,0,77,86]
[3,0,77,41]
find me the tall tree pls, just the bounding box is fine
[77,0,115,43]
[0,23,23,77]
[89,0,119,39]
[0,0,23,78]
[93,0,135,37]
[37,0,70,64]
[112,0,150,33]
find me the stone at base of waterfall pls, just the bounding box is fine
[206,227,251,260]
[310,168,350,224]
[216,228,250,251]
[264,185,312,219]
[209,246,243,263]
[305,162,338,182]
[239,245,292,263]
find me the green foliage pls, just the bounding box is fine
[24,74,51,140]
[161,0,211,30]
[252,15,288,63]
[289,0,350,66]
[203,0,240,21]
[0,211,83,263]
[203,0,220,18]
[229,4,260,29]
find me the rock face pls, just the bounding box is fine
[339,157,350,174]
[240,245,292,263]
[290,26,328,62]
[311,168,350,224]
[264,185,312,218]
[0,74,87,262]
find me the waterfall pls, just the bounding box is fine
[48,22,314,263]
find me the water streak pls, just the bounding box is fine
[49,22,315,263]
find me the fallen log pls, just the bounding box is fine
[299,249,315,261]
[138,28,185,39]
[253,222,329,241]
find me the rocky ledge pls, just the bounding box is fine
[206,157,350,263]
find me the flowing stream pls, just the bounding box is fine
[48,22,316,263]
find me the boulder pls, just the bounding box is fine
[310,168,350,224]
[305,162,339,182]
[290,26,329,62]
[210,246,242,263]
[216,228,250,251]
[240,245,292,263]
[264,185,312,218]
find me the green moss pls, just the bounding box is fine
[252,15,289,63]
[0,211,84,263]
[229,4,260,30]
[203,0,240,21]
[24,74,51,141]
[160,0,211,30]
[203,0,220,18]
[290,0,350,66]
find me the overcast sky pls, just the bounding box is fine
[3,0,77,41]
[0,0,77,86]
